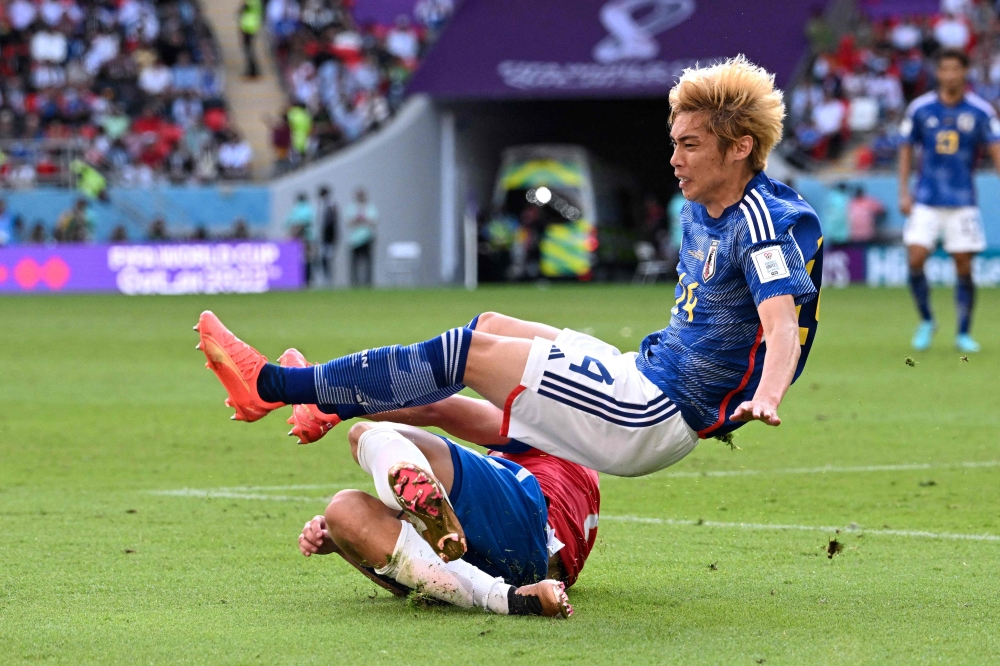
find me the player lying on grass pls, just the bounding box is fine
[282,355,598,617]
[194,55,822,478]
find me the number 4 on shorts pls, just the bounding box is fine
[568,356,615,385]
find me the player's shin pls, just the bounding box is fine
[257,327,473,418]
[377,521,474,608]
[956,274,975,335]
[356,425,435,510]
[908,270,933,322]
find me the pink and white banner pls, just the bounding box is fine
[0,242,305,295]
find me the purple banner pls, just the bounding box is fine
[408,0,819,99]
[353,0,420,25]
[0,242,304,295]
[857,0,939,19]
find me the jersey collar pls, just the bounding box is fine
[696,171,769,226]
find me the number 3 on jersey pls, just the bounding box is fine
[935,129,959,155]
[672,272,699,321]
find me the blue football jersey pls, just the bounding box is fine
[637,172,823,437]
[900,91,1000,207]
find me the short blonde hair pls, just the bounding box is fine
[668,54,785,172]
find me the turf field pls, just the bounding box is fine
[1,285,999,664]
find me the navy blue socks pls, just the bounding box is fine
[256,327,474,420]
[908,271,933,322]
[956,275,975,335]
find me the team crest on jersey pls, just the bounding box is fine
[958,112,975,132]
[702,240,720,281]
[926,116,939,128]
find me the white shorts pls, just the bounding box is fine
[904,204,986,254]
[501,329,698,477]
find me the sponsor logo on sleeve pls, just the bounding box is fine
[751,246,790,283]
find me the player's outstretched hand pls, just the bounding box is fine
[298,515,338,557]
[730,400,781,426]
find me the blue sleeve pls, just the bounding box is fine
[738,224,818,308]
[978,109,1000,145]
[901,107,922,145]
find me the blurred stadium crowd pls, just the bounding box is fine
[265,0,452,170]
[787,0,1000,169]
[0,0,253,188]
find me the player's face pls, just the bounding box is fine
[669,112,731,206]
[937,58,968,96]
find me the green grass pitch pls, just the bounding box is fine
[1,285,999,664]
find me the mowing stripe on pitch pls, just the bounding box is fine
[601,460,1000,481]
[149,484,351,502]
[602,515,1000,542]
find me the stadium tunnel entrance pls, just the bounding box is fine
[443,97,677,281]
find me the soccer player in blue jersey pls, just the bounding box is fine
[195,55,822,478]
[898,48,1000,353]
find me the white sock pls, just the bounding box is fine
[375,520,474,608]
[445,559,512,615]
[357,424,434,511]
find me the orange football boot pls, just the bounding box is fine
[278,348,341,444]
[194,310,283,422]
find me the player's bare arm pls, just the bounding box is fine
[730,295,799,426]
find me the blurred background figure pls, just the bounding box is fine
[55,198,94,243]
[148,217,170,242]
[822,183,851,245]
[848,186,886,244]
[318,185,339,285]
[286,191,316,285]
[231,217,251,240]
[238,0,263,78]
[0,200,12,246]
[346,188,377,287]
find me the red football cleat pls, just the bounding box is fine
[194,310,282,422]
[278,348,341,444]
[389,462,467,563]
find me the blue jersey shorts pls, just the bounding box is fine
[444,438,549,587]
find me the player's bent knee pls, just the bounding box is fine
[324,489,371,535]
[475,311,501,333]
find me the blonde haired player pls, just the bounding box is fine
[195,55,823,478]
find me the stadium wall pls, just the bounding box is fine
[268,95,450,288]
[796,174,1000,249]
[3,186,270,241]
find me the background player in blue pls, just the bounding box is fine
[197,55,822,477]
[898,48,1000,353]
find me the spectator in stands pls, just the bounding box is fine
[218,131,253,180]
[239,0,263,78]
[934,13,971,50]
[0,0,229,188]
[287,103,313,160]
[0,200,12,246]
[385,15,420,64]
[847,186,885,243]
[812,91,847,159]
[318,185,339,285]
[110,224,129,242]
[148,216,170,241]
[267,2,452,171]
[30,221,48,244]
[822,183,851,244]
[416,0,455,38]
[55,198,93,243]
[286,191,316,284]
[231,217,251,240]
[346,187,377,287]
